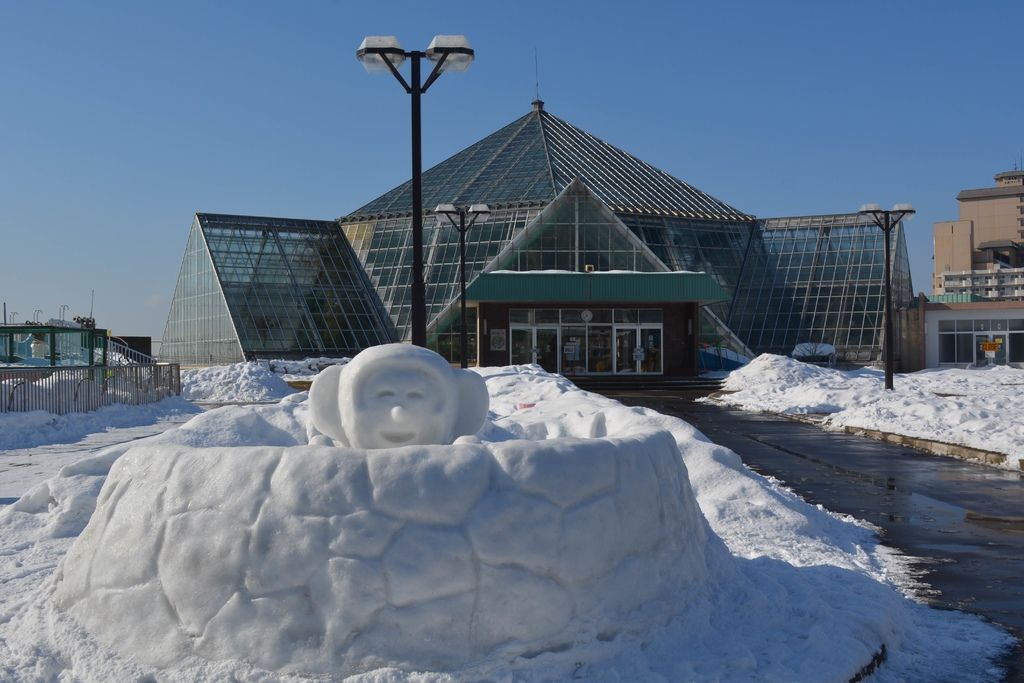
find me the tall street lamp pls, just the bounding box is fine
[858,203,915,391]
[435,203,490,368]
[357,35,475,348]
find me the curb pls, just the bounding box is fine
[840,425,1011,468]
[705,397,1017,470]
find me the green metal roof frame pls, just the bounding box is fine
[465,271,729,304]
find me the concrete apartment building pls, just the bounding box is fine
[933,170,1024,299]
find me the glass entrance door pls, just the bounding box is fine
[561,326,586,376]
[535,328,559,373]
[615,328,638,373]
[587,326,612,373]
[510,329,533,365]
[639,327,662,373]
[975,333,1007,365]
[510,327,559,371]
[507,309,663,375]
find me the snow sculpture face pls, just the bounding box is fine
[309,344,489,449]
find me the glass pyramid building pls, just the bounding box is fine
[161,101,913,367]
[161,214,394,364]
[339,100,760,359]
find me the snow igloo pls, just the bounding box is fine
[52,345,710,675]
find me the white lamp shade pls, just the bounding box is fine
[434,203,457,215]
[468,203,491,221]
[858,203,882,213]
[357,36,405,73]
[892,203,915,213]
[426,35,474,72]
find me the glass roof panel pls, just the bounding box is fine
[189,213,395,358]
[347,113,556,217]
[341,104,749,223]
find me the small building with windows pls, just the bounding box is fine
[0,324,108,367]
[924,299,1024,368]
[468,271,726,377]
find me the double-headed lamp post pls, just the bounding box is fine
[857,203,915,391]
[357,35,475,348]
[435,203,490,368]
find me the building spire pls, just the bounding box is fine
[534,47,540,102]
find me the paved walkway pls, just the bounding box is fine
[608,390,1024,682]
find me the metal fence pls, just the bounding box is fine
[0,364,181,415]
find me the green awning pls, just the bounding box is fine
[465,271,728,304]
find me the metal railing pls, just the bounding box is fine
[107,337,155,365]
[0,363,181,415]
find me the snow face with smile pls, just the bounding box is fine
[310,343,489,449]
[353,362,449,448]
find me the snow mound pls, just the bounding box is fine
[267,356,349,378]
[716,355,1024,468]
[181,362,294,402]
[791,342,836,358]
[53,431,707,674]
[0,397,199,451]
[723,353,835,391]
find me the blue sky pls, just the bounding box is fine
[1,1,1021,340]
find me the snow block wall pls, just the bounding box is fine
[53,431,708,675]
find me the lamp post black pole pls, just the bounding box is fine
[457,210,468,368]
[437,205,486,367]
[359,38,472,347]
[882,211,894,391]
[409,52,426,347]
[860,205,913,391]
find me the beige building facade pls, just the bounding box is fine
[933,170,1024,298]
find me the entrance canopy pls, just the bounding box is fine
[465,271,728,305]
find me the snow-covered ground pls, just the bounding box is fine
[180,359,350,402]
[0,364,1012,681]
[711,354,1024,469]
[181,362,297,402]
[0,397,198,454]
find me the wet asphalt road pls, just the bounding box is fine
[606,390,1024,682]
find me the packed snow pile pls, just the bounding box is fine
[715,354,1024,468]
[53,430,704,674]
[0,358,1013,681]
[791,341,836,358]
[181,362,295,402]
[0,396,198,452]
[267,356,349,381]
[54,345,708,673]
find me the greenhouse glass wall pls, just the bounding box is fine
[160,214,393,365]
[730,214,913,361]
